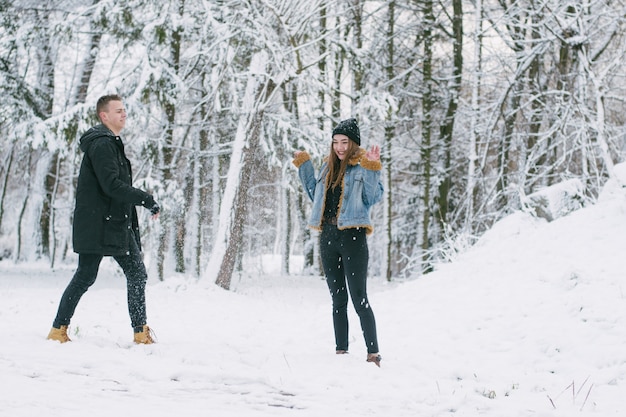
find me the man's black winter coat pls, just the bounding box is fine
[72,124,155,256]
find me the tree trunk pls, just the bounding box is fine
[281,82,300,276]
[193,96,211,277]
[176,156,194,273]
[0,146,15,234]
[206,51,271,289]
[282,186,291,275]
[466,0,483,232]
[383,0,396,281]
[435,0,463,232]
[421,0,434,274]
[156,0,185,280]
[296,193,315,273]
[35,8,56,261]
[16,151,33,261]
[48,155,61,269]
[216,110,264,289]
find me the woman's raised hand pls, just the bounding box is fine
[366,145,380,161]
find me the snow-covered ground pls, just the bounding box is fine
[2,184,626,416]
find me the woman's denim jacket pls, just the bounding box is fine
[293,149,383,235]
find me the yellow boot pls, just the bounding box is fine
[133,325,156,344]
[47,325,71,343]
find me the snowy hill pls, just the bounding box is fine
[1,183,625,416]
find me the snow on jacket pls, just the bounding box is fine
[72,124,155,256]
[293,148,383,235]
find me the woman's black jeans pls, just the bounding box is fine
[319,224,379,354]
[52,231,148,330]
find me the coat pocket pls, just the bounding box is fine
[102,215,129,247]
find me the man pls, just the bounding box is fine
[47,94,160,344]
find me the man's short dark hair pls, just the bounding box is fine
[96,94,123,117]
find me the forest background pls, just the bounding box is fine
[1,0,626,288]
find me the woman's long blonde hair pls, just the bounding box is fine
[326,139,360,190]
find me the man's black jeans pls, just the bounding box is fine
[52,231,148,330]
[319,224,379,354]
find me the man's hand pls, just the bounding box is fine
[150,203,160,220]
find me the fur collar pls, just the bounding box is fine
[348,148,366,166]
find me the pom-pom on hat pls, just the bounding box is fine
[332,118,360,146]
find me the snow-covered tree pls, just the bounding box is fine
[2,0,626,283]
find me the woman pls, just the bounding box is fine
[293,118,384,367]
